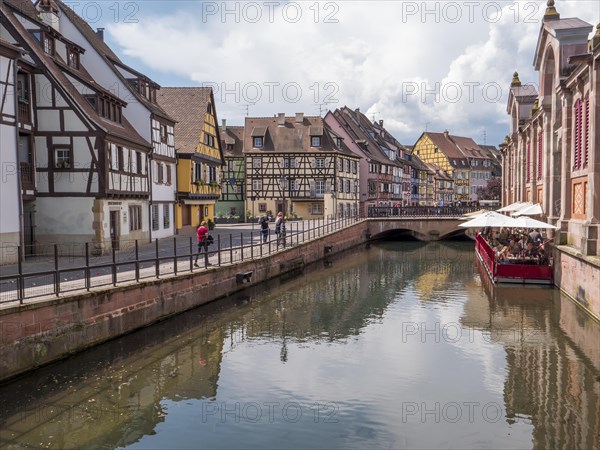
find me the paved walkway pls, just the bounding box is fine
[0,219,359,307]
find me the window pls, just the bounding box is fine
[252,179,262,191]
[315,158,325,169]
[283,157,296,169]
[129,206,142,231]
[160,124,168,144]
[54,146,72,169]
[315,180,325,196]
[311,136,321,147]
[311,203,323,214]
[136,152,142,174]
[254,137,263,148]
[338,159,344,172]
[166,165,172,185]
[335,137,342,147]
[227,160,234,171]
[152,205,159,230]
[352,161,357,174]
[338,179,344,192]
[157,162,164,183]
[434,147,438,153]
[258,203,267,212]
[252,157,262,169]
[346,159,351,172]
[117,147,124,171]
[67,47,80,69]
[163,204,170,228]
[346,180,350,193]
[43,34,55,56]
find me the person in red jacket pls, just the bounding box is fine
[194,221,209,267]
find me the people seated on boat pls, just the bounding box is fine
[529,228,542,243]
[507,239,522,258]
[518,235,529,250]
[498,227,509,245]
[524,242,539,260]
[537,246,549,265]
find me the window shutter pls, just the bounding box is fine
[574,98,582,171]
[583,95,589,168]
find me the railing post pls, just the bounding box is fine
[85,242,90,291]
[155,239,160,278]
[240,232,244,261]
[217,235,222,266]
[260,232,263,258]
[173,237,177,275]
[112,245,117,286]
[17,245,24,303]
[229,234,233,264]
[135,240,140,281]
[189,237,193,271]
[250,231,253,259]
[53,244,60,295]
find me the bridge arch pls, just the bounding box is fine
[367,218,470,242]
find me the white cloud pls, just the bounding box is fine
[107,0,598,146]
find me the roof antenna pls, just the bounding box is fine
[241,103,254,117]
[315,103,330,117]
[483,129,487,144]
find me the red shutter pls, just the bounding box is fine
[573,99,582,171]
[584,95,589,168]
[537,131,543,181]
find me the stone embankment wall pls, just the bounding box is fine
[0,223,368,382]
[554,246,600,322]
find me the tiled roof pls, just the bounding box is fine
[243,115,356,157]
[220,126,244,158]
[1,3,151,149]
[425,132,469,161]
[157,87,214,155]
[54,0,174,121]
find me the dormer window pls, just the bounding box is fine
[253,137,263,148]
[85,94,123,124]
[43,34,55,56]
[311,136,321,147]
[67,47,80,69]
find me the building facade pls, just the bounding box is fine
[217,121,245,220]
[157,88,224,232]
[244,113,360,219]
[501,3,599,257]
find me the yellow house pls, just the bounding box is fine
[413,131,472,202]
[157,88,224,232]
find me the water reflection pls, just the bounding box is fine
[0,242,597,449]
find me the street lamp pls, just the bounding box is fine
[250,194,256,229]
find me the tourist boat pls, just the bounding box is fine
[475,233,553,285]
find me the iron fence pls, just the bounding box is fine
[367,205,486,217]
[0,216,364,305]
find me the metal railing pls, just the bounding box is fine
[0,216,364,305]
[367,205,486,217]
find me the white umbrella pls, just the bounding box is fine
[459,211,518,228]
[460,209,489,220]
[510,216,557,229]
[512,203,543,217]
[497,201,531,212]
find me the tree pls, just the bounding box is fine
[476,177,501,200]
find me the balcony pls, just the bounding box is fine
[20,162,35,191]
[18,99,31,124]
[191,182,221,198]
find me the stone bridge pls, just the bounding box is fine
[367,217,472,241]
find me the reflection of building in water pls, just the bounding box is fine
[0,311,226,449]
[461,282,600,450]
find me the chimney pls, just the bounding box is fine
[444,129,449,138]
[38,0,60,32]
[277,113,285,126]
[222,118,227,130]
[379,119,384,127]
[96,28,105,42]
[355,107,360,114]
[295,112,304,123]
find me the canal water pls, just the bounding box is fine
[0,242,598,450]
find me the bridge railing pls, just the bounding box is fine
[367,206,487,218]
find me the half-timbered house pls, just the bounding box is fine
[0,38,26,263]
[1,0,152,256]
[157,87,223,232]
[244,113,360,219]
[53,0,177,241]
[325,107,402,213]
[217,120,245,220]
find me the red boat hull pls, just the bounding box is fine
[475,234,553,285]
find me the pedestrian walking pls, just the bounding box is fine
[275,212,286,247]
[259,213,270,243]
[194,221,209,267]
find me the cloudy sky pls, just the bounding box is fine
[85,0,598,146]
